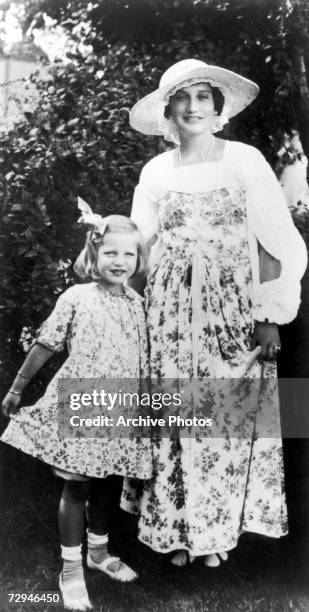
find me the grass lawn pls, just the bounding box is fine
[0,445,308,612]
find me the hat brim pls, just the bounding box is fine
[130,65,259,136]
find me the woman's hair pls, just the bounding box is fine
[74,215,148,281]
[164,84,225,119]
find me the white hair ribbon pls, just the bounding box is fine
[77,197,107,237]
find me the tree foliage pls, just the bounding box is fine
[1,0,309,396]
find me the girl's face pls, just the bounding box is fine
[96,232,138,288]
[169,83,215,138]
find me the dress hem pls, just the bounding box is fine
[1,438,153,480]
[136,526,289,556]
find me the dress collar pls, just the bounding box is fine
[95,282,142,302]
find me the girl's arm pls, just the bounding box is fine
[2,285,78,416]
[2,343,55,417]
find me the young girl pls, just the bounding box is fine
[1,207,152,611]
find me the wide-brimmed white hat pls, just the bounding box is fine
[130,58,259,137]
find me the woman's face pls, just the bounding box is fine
[169,83,216,139]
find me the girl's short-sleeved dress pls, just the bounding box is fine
[122,140,307,555]
[2,283,153,480]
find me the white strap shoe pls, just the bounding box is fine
[171,551,196,566]
[204,551,228,567]
[59,573,92,611]
[87,554,138,582]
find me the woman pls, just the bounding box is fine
[123,59,307,566]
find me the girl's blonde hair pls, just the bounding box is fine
[74,215,148,281]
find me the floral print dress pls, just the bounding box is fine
[2,283,153,480]
[123,147,292,555]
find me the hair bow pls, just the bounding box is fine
[77,197,107,237]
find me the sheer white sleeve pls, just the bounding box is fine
[131,182,160,243]
[243,145,307,324]
[131,155,169,243]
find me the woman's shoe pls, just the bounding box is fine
[171,551,196,567]
[204,551,228,567]
[87,554,138,582]
[59,573,92,611]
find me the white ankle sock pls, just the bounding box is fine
[61,545,83,584]
[87,530,108,561]
[87,531,108,546]
[61,544,82,562]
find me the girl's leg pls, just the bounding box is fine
[58,480,92,611]
[87,476,120,567]
[59,480,90,545]
[86,477,137,582]
[86,475,121,536]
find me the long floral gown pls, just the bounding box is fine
[122,141,307,555]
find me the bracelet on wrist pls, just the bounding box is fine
[8,389,21,396]
[17,370,30,381]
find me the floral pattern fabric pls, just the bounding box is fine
[2,283,153,479]
[122,187,288,555]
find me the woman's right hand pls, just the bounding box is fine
[2,392,21,417]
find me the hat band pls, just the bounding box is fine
[164,76,233,109]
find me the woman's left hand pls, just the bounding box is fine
[251,321,281,360]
